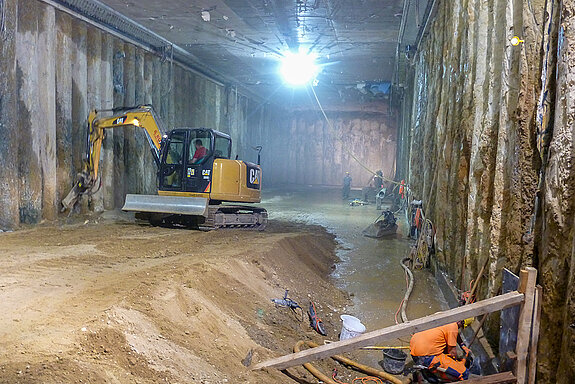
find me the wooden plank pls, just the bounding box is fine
[468,257,490,303]
[462,371,516,383]
[252,291,524,370]
[527,286,542,384]
[517,270,529,294]
[506,351,517,361]
[515,267,537,383]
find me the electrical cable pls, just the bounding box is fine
[529,0,558,237]
[395,210,435,324]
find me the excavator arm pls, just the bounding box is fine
[62,105,165,211]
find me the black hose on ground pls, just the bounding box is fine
[400,257,414,323]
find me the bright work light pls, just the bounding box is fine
[280,51,318,86]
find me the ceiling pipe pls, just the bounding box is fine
[392,0,411,88]
[390,0,411,112]
[414,0,440,50]
[40,0,272,105]
[41,0,227,86]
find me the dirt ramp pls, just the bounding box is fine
[0,221,349,383]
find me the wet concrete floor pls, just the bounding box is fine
[262,185,447,365]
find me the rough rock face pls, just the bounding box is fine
[401,0,574,381]
[0,0,285,230]
[538,1,575,382]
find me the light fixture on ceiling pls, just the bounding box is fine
[279,50,318,86]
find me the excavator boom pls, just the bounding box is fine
[62,105,164,211]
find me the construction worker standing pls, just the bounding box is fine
[410,319,473,382]
[342,172,352,200]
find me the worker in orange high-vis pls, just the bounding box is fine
[410,319,474,382]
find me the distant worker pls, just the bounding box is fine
[410,319,473,382]
[342,172,352,200]
[376,188,386,210]
[374,170,384,190]
[191,139,207,163]
[374,170,386,209]
[363,170,384,203]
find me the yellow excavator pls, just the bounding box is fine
[62,105,267,229]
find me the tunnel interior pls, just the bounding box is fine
[0,0,575,383]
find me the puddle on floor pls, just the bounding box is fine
[262,185,448,367]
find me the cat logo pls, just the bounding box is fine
[112,116,127,125]
[202,170,211,176]
[249,169,260,185]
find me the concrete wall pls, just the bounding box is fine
[403,0,574,381]
[265,111,398,188]
[0,0,284,229]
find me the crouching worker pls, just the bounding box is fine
[410,318,474,382]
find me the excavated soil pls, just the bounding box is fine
[0,213,355,383]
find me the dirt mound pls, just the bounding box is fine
[0,217,350,383]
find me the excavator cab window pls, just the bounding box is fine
[161,131,185,189]
[213,136,231,159]
[159,128,231,194]
[188,131,212,165]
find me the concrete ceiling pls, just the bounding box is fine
[84,0,429,109]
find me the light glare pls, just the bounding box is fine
[280,52,318,86]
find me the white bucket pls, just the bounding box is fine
[339,315,366,341]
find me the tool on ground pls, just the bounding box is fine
[272,290,303,320]
[61,105,267,230]
[308,301,327,336]
[350,199,369,206]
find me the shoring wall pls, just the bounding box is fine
[401,0,575,381]
[265,110,398,188]
[0,0,286,229]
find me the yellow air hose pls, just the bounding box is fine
[294,341,405,384]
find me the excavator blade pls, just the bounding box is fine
[122,194,208,216]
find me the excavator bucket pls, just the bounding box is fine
[122,194,208,216]
[362,221,398,238]
[362,211,398,238]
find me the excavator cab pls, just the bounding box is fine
[159,128,231,192]
[144,126,266,229]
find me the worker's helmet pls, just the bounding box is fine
[463,318,474,328]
